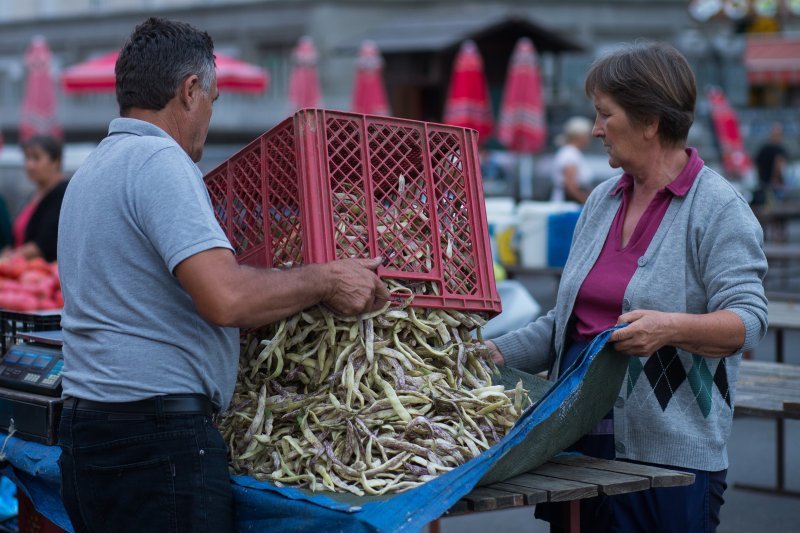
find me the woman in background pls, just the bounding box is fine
[551,116,594,203]
[3,134,67,262]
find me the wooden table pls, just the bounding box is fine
[734,359,800,497]
[433,455,695,533]
[767,300,800,363]
[753,202,800,242]
[764,242,800,292]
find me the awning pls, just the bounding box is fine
[744,36,800,85]
[336,14,583,54]
[61,51,269,94]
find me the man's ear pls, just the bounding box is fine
[178,74,201,111]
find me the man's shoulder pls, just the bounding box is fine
[96,131,192,174]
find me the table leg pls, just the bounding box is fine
[777,418,785,491]
[553,501,580,533]
[734,331,799,497]
[734,418,800,498]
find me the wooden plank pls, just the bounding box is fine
[461,486,524,512]
[491,481,548,505]
[740,376,800,387]
[764,242,800,261]
[766,290,800,302]
[444,499,470,516]
[738,382,800,398]
[548,456,695,488]
[740,360,800,378]
[501,472,597,502]
[533,462,650,496]
[784,401,800,413]
[767,301,800,329]
[736,361,800,420]
[734,403,790,419]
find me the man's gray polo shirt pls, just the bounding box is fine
[58,118,239,410]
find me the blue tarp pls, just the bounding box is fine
[0,327,623,533]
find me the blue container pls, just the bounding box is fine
[547,210,581,267]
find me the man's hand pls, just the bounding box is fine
[610,309,675,357]
[321,257,390,316]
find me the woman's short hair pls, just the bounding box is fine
[22,134,63,164]
[585,42,696,147]
[115,17,216,114]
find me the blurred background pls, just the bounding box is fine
[0,0,798,212]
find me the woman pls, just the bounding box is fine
[6,135,67,262]
[551,116,593,203]
[487,42,767,532]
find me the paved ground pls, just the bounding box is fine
[428,290,800,533]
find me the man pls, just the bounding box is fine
[56,17,389,533]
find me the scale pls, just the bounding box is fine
[0,330,64,396]
[0,329,64,444]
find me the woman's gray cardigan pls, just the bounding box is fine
[492,166,768,471]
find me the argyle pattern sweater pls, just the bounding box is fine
[493,165,768,471]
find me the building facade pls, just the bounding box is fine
[0,0,797,166]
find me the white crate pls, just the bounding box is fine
[517,201,579,268]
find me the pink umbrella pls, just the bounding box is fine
[443,40,493,141]
[288,36,322,110]
[706,86,752,179]
[61,51,269,94]
[351,40,390,116]
[497,38,546,153]
[19,36,62,142]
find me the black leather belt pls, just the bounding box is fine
[63,394,214,416]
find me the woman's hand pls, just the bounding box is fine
[610,309,675,357]
[485,340,505,365]
[611,309,745,358]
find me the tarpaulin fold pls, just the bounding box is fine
[0,326,625,533]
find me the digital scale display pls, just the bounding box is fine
[0,331,63,396]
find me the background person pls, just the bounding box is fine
[57,17,389,533]
[1,134,67,262]
[752,121,788,207]
[486,42,767,532]
[0,196,12,251]
[550,116,593,204]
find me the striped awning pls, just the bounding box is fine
[745,36,800,85]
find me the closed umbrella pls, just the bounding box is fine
[706,86,752,179]
[497,38,546,154]
[61,51,269,94]
[19,36,62,142]
[443,40,493,141]
[351,40,390,116]
[288,36,321,110]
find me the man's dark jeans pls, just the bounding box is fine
[57,400,233,533]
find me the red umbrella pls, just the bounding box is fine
[706,86,752,178]
[19,36,62,142]
[351,40,390,116]
[61,51,269,94]
[443,40,493,141]
[497,38,546,153]
[288,36,322,110]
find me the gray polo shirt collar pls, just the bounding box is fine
[108,117,175,142]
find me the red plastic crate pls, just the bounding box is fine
[204,109,500,314]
